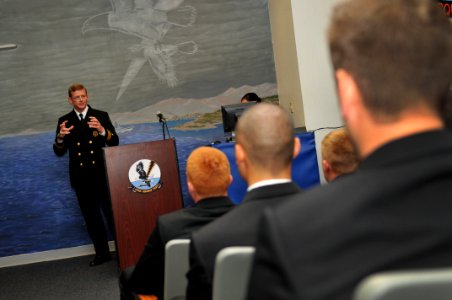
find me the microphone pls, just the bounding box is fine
[156,111,166,123]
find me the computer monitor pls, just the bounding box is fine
[221,102,257,133]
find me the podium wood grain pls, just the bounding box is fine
[103,139,183,270]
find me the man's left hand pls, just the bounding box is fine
[88,116,105,135]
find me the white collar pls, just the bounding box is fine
[75,107,89,120]
[247,179,291,192]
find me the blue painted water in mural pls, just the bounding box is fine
[0,120,227,257]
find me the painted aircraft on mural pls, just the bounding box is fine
[82,0,198,102]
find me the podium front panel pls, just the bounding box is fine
[104,139,183,270]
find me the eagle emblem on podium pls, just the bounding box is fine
[128,159,162,193]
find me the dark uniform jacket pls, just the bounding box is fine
[246,130,452,300]
[186,182,302,300]
[53,106,119,188]
[126,196,235,299]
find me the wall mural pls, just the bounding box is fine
[0,0,297,258]
[82,0,199,100]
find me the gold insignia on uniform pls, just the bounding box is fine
[77,142,81,146]
[93,131,99,137]
[89,140,93,144]
[54,142,64,149]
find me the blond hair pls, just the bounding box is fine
[321,128,360,176]
[68,83,87,97]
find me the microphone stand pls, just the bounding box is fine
[158,115,171,140]
[164,120,171,139]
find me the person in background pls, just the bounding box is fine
[246,0,452,299]
[119,146,235,300]
[321,128,360,182]
[186,103,302,300]
[240,92,262,103]
[53,83,118,267]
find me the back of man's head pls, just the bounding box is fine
[235,103,296,179]
[321,128,360,182]
[329,0,451,121]
[186,146,231,201]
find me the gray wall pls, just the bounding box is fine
[0,0,276,136]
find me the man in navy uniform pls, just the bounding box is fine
[53,83,119,266]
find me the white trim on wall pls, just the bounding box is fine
[289,0,344,182]
[0,241,116,268]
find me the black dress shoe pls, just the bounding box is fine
[89,254,112,267]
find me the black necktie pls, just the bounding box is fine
[79,113,83,122]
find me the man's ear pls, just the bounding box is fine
[187,181,198,201]
[235,143,246,165]
[67,97,73,105]
[336,69,361,121]
[293,137,301,158]
[234,143,248,179]
[322,159,332,182]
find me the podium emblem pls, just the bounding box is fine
[128,159,162,193]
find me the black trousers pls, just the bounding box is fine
[74,179,115,256]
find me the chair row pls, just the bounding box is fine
[163,239,254,300]
[164,239,452,300]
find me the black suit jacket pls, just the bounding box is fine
[53,106,118,188]
[186,182,302,300]
[127,196,235,299]
[247,130,452,300]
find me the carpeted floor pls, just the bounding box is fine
[0,254,120,300]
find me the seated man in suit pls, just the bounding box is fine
[185,103,302,300]
[119,146,235,300]
[321,128,360,182]
[246,0,452,299]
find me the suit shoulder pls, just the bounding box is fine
[271,174,369,230]
[191,201,260,244]
[158,208,186,224]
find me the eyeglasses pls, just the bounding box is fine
[71,95,87,101]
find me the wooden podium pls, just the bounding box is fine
[103,138,183,270]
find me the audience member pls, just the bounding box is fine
[321,128,360,182]
[240,92,262,103]
[186,103,302,300]
[246,0,452,299]
[119,147,235,300]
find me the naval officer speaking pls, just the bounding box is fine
[53,83,119,267]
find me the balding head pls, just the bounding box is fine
[235,103,299,181]
[186,146,232,201]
